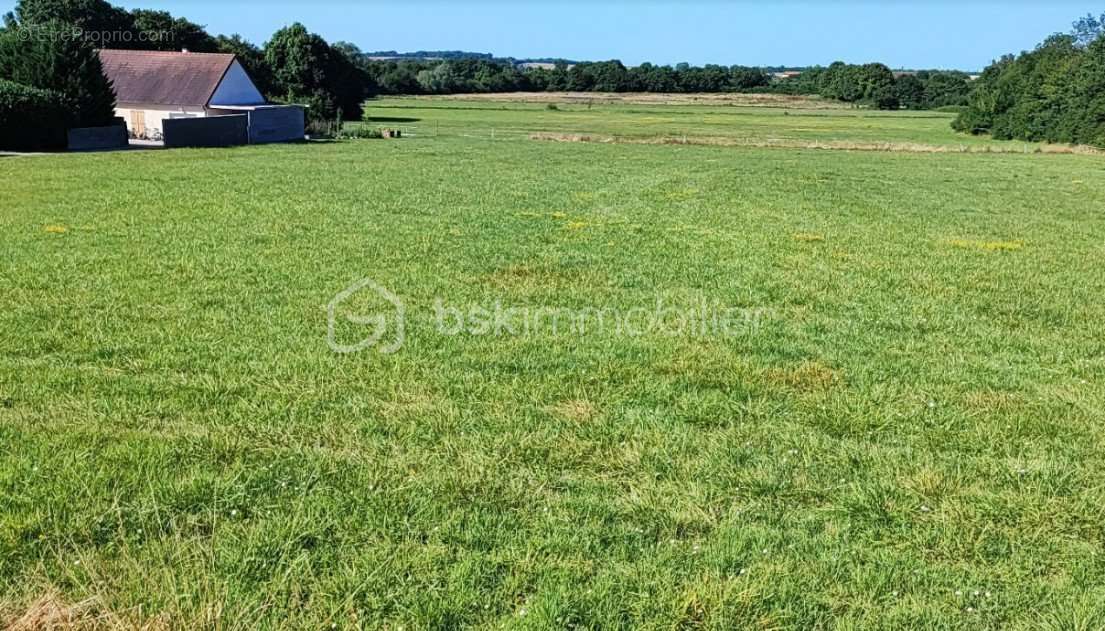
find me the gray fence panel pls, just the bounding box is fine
[162,115,248,148]
[248,107,305,144]
[67,124,128,151]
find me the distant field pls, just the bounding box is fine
[3,99,1105,628]
[418,91,850,108]
[362,96,1091,152]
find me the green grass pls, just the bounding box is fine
[2,98,1105,628]
[359,96,1059,149]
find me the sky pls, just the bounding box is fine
[5,1,1101,70]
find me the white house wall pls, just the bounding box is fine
[115,106,208,140]
[208,61,265,107]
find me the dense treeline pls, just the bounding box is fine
[355,54,969,111]
[768,63,972,110]
[954,13,1105,146]
[364,50,577,65]
[359,57,773,95]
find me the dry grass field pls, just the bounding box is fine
[417,91,849,108]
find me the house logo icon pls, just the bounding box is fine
[326,278,405,355]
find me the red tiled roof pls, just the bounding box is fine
[98,49,236,107]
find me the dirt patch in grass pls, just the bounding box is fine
[529,132,1104,155]
[2,590,162,631]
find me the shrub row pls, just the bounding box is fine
[954,33,1105,147]
[0,79,71,151]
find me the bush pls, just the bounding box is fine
[954,28,1105,147]
[340,125,383,139]
[0,20,117,128]
[0,79,70,151]
[305,116,342,139]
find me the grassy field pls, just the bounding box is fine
[2,97,1105,629]
[359,96,1093,151]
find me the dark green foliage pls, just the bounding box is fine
[372,61,422,95]
[770,64,970,110]
[0,20,116,127]
[730,65,771,91]
[895,74,925,109]
[916,70,972,109]
[12,0,131,37]
[0,78,69,150]
[819,62,899,109]
[263,23,372,121]
[767,66,826,95]
[1072,12,1105,46]
[630,62,679,92]
[12,0,216,51]
[129,9,218,52]
[362,58,770,96]
[954,26,1105,147]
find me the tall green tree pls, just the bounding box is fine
[264,23,370,120]
[954,26,1105,147]
[1072,12,1105,47]
[0,18,116,127]
[10,0,131,36]
[130,9,218,52]
[895,74,925,109]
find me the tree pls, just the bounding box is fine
[953,28,1105,146]
[329,43,375,115]
[373,61,423,94]
[589,60,630,92]
[416,62,459,94]
[629,63,678,92]
[0,78,70,150]
[730,65,769,91]
[858,63,899,109]
[1072,12,1105,47]
[11,0,132,36]
[130,9,218,52]
[0,18,116,127]
[895,74,925,109]
[264,23,370,120]
[331,41,363,63]
[953,55,1014,134]
[822,62,864,102]
[919,71,972,108]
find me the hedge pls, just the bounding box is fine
[0,79,70,151]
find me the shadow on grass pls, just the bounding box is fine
[365,116,421,123]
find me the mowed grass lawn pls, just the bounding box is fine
[3,99,1105,628]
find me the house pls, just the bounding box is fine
[97,49,304,145]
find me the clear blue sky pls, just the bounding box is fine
[5,1,1101,70]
